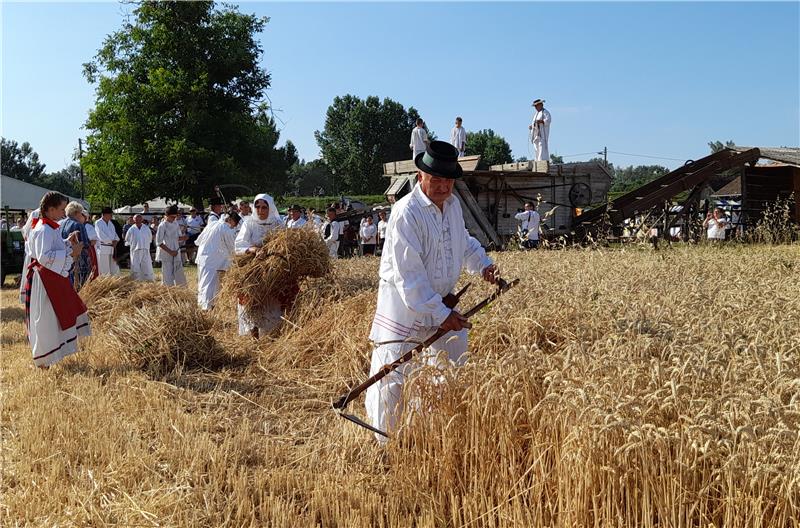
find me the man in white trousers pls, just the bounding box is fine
[365,140,498,442]
[156,205,187,286]
[529,98,551,162]
[125,214,155,281]
[449,116,467,157]
[94,207,120,275]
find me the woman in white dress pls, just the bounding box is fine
[195,210,240,310]
[18,209,40,304]
[25,192,91,368]
[234,193,284,338]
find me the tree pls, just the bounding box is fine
[610,164,669,193]
[82,1,287,208]
[39,164,82,197]
[287,159,335,196]
[550,154,564,164]
[1,138,46,183]
[708,140,736,153]
[464,129,512,167]
[315,95,421,193]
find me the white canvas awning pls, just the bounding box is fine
[114,197,193,214]
[1,175,87,211]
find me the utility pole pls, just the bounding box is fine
[78,138,85,200]
[597,146,608,169]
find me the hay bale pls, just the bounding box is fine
[221,227,331,317]
[79,275,137,326]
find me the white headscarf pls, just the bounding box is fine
[253,193,281,225]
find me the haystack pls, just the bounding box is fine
[221,227,331,318]
[80,277,243,376]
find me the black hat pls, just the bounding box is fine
[414,141,463,180]
[101,206,113,215]
[289,204,302,211]
[209,197,224,206]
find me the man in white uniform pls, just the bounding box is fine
[206,197,224,225]
[514,202,542,249]
[409,118,429,160]
[449,117,467,157]
[321,207,341,259]
[529,99,551,162]
[365,141,498,441]
[286,205,307,229]
[196,210,240,310]
[156,205,188,286]
[94,207,120,275]
[125,214,155,281]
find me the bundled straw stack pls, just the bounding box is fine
[221,227,331,317]
[79,276,237,376]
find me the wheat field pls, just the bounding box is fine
[1,244,799,527]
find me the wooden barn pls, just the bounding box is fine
[383,156,613,247]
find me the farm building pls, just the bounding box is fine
[575,146,799,240]
[384,156,613,247]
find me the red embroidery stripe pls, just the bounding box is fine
[374,313,418,332]
[373,318,410,336]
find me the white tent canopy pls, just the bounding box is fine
[1,175,87,211]
[114,197,194,215]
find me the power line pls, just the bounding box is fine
[560,151,600,158]
[607,150,686,162]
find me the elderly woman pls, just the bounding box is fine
[59,201,97,289]
[234,193,284,338]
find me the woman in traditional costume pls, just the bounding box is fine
[59,201,97,289]
[25,192,91,368]
[234,193,283,338]
[195,210,240,310]
[18,209,40,304]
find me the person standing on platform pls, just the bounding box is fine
[409,118,430,160]
[529,99,551,162]
[449,117,467,157]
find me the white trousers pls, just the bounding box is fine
[534,137,549,162]
[130,249,155,281]
[237,300,283,337]
[365,327,468,442]
[159,253,186,286]
[96,253,119,276]
[327,241,339,259]
[196,262,221,310]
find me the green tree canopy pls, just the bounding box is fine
[287,159,335,196]
[610,164,669,193]
[82,1,288,208]
[315,95,421,193]
[709,140,736,153]
[464,129,513,167]
[1,138,46,182]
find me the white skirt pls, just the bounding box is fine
[28,272,91,367]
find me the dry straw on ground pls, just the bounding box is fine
[2,244,799,527]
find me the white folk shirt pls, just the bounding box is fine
[286,216,307,229]
[514,210,541,240]
[410,127,429,158]
[377,219,388,241]
[360,224,377,244]
[84,223,98,242]
[370,184,492,343]
[450,126,467,155]
[94,218,119,255]
[235,215,283,254]
[531,108,552,143]
[125,224,153,253]
[706,218,727,240]
[196,220,237,271]
[155,220,181,261]
[321,219,342,256]
[207,211,222,225]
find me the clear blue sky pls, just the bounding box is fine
[3,1,798,173]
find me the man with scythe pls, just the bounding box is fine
[365,140,499,441]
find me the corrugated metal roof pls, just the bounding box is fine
[733,146,800,167]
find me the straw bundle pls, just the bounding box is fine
[222,227,331,317]
[80,277,241,376]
